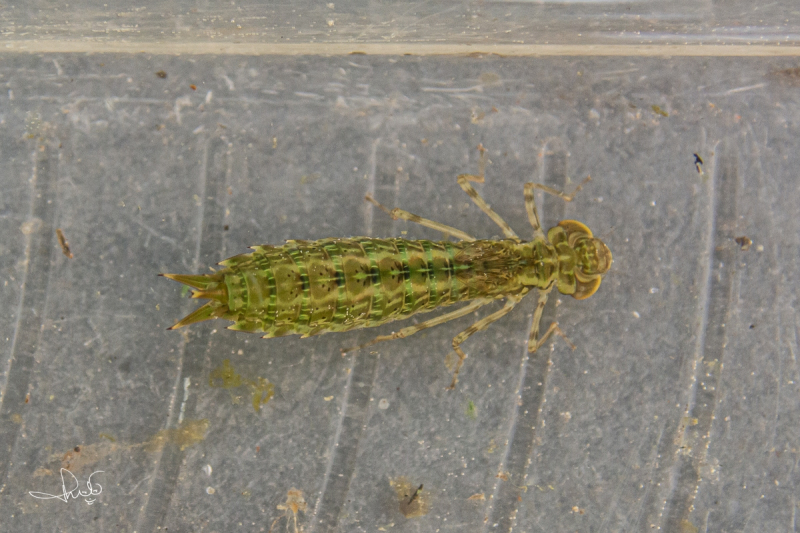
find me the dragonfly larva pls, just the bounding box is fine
[162,164,612,389]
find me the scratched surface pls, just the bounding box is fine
[0,55,798,533]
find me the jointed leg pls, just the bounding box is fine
[523,182,546,240]
[453,143,520,241]
[523,176,592,236]
[341,298,493,355]
[457,173,520,241]
[365,193,476,242]
[527,286,576,353]
[447,294,523,390]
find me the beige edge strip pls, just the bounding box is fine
[3,41,800,56]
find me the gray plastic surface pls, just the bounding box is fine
[1,54,799,532]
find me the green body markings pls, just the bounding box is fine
[163,162,612,389]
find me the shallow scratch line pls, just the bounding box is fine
[719,82,767,95]
[310,356,356,531]
[177,377,191,425]
[130,216,178,246]
[421,85,484,93]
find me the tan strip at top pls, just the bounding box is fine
[3,41,800,57]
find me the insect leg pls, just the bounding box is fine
[527,286,576,353]
[341,298,493,354]
[532,322,576,353]
[523,182,546,240]
[447,294,524,390]
[523,176,592,236]
[365,193,476,242]
[456,174,520,241]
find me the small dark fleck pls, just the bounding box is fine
[651,104,669,117]
[749,324,755,329]
[734,236,752,251]
[156,70,167,79]
[694,153,704,173]
[407,484,423,505]
[74,446,80,453]
[223,225,229,231]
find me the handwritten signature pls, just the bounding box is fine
[29,468,103,505]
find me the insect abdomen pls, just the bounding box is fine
[164,237,521,338]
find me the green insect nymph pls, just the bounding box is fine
[162,168,612,390]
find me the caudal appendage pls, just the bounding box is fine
[160,273,229,329]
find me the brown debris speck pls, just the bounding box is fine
[735,236,752,251]
[651,105,669,117]
[693,153,704,174]
[56,229,74,258]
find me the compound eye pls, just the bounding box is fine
[558,219,593,238]
[572,276,601,300]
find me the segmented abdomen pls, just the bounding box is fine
[193,237,525,338]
